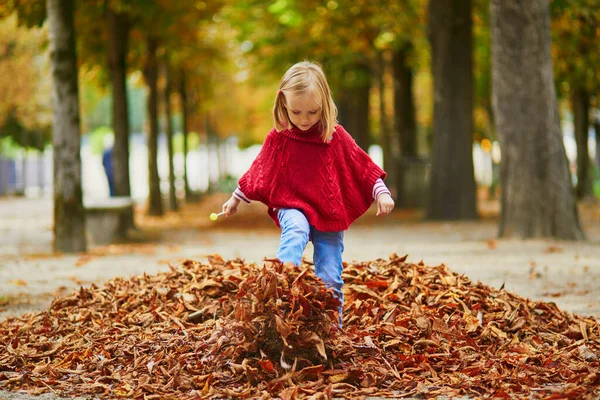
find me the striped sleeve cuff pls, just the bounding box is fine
[372,178,391,200]
[233,187,251,203]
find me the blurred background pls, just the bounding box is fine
[0,0,598,240]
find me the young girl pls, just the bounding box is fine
[221,61,395,311]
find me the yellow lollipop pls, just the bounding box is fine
[210,212,225,221]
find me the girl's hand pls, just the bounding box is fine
[222,196,241,217]
[376,193,395,216]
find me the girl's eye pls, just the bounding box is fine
[292,111,300,115]
[309,111,318,115]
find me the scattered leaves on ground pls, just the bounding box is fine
[74,254,96,268]
[23,253,63,261]
[544,245,564,254]
[7,280,27,287]
[1,254,599,399]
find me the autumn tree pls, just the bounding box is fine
[490,0,585,239]
[551,0,600,200]
[77,0,146,228]
[76,1,225,215]
[1,0,85,250]
[394,44,418,158]
[366,1,425,199]
[177,69,191,199]
[596,119,600,175]
[143,34,162,215]
[473,0,494,138]
[162,0,225,207]
[171,20,227,202]
[426,0,477,220]
[108,2,170,216]
[106,2,134,223]
[385,0,427,205]
[160,62,176,211]
[0,13,51,150]
[222,0,381,151]
[6,2,138,223]
[47,0,87,251]
[125,1,223,215]
[170,36,224,202]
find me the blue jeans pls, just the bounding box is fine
[276,208,345,309]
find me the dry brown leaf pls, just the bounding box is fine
[0,255,598,399]
[7,279,27,286]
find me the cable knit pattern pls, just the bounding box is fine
[238,124,386,232]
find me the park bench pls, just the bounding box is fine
[84,196,134,246]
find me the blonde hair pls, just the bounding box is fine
[273,61,338,143]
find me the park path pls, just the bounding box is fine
[1,193,600,322]
[0,194,599,399]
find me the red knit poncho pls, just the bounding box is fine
[238,123,386,231]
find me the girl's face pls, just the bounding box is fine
[284,91,322,131]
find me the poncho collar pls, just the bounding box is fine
[280,123,329,144]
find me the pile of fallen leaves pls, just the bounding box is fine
[1,254,599,399]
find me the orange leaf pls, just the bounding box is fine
[258,359,275,373]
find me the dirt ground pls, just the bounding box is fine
[1,192,599,324]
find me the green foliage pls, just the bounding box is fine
[473,0,493,140]
[0,108,50,150]
[79,74,148,134]
[80,79,111,133]
[0,136,23,157]
[8,0,595,162]
[213,173,238,193]
[86,126,113,155]
[594,164,600,198]
[173,132,199,154]
[126,76,147,133]
[218,0,431,144]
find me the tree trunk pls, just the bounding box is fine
[20,153,26,195]
[38,148,45,192]
[426,0,477,220]
[178,69,192,201]
[163,61,177,211]
[205,117,217,193]
[47,0,86,252]
[595,122,600,174]
[377,51,396,197]
[107,8,134,230]
[393,44,417,158]
[490,0,584,239]
[338,63,371,152]
[217,135,228,182]
[144,36,162,216]
[572,87,593,199]
[208,133,218,193]
[393,44,419,207]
